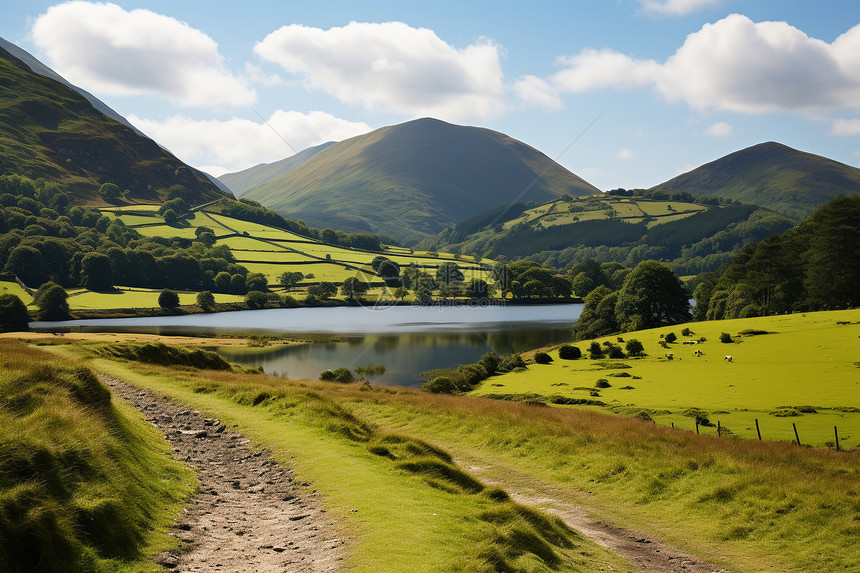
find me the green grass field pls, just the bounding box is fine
[64,288,245,310]
[0,281,32,304]
[27,339,860,572]
[471,309,860,447]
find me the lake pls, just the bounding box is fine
[32,303,583,386]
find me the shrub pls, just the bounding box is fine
[625,339,644,357]
[595,379,611,388]
[157,289,179,309]
[588,341,604,359]
[196,290,215,311]
[664,332,677,343]
[319,370,336,381]
[720,332,733,343]
[558,345,581,360]
[681,327,692,336]
[498,353,525,372]
[534,352,553,364]
[605,343,625,359]
[635,411,654,423]
[422,376,457,394]
[0,294,29,332]
[332,367,354,383]
[245,290,268,309]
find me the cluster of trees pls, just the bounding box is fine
[491,260,572,299]
[421,352,526,394]
[573,260,691,340]
[0,176,258,295]
[694,196,860,319]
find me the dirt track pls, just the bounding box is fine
[101,373,343,572]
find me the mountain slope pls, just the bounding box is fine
[241,118,600,242]
[653,142,860,219]
[218,141,334,196]
[0,39,229,205]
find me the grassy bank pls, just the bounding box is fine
[471,309,860,447]
[42,340,860,572]
[0,340,195,572]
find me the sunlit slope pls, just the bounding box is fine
[240,118,600,242]
[654,142,860,219]
[471,309,860,446]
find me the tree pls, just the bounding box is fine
[394,286,409,301]
[466,279,493,299]
[279,271,304,290]
[614,260,691,330]
[0,294,28,332]
[35,282,70,320]
[435,262,464,285]
[246,273,268,292]
[491,264,511,298]
[80,252,113,291]
[229,273,246,295]
[215,271,232,292]
[573,285,619,340]
[341,277,368,300]
[625,339,644,357]
[558,345,581,359]
[196,290,215,311]
[3,245,44,286]
[245,290,268,309]
[98,182,122,202]
[158,289,179,309]
[307,282,338,299]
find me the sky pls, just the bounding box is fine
[2,0,860,190]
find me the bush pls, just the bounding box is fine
[588,341,604,359]
[558,345,581,360]
[720,332,733,343]
[625,339,644,357]
[319,370,336,381]
[332,367,354,383]
[0,294,29,332]
[422,376,457,394]
[681,327,692,336]
[157,289,179,309]
[534,352,553,364]
[604,343,625,359]
[196,290,215,311]
[245,290,268,309]
[664,332,677,343]
[595,379,611,388]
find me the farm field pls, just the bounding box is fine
[65,288,246,310]
[471,309,860,447]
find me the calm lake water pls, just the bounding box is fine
[33,303,583,386]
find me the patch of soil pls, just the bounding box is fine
[100,373,343,572]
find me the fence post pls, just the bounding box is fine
[793,422,801,446]
[835,426,840,451]
[695,419,699,435]
[717,420,721,437]
[671,422,674,430]
[755,418,762,440]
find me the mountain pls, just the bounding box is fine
[653,142,860,219]
[239,118,600,243]
[218,141,335,196]
[0,38,229,205]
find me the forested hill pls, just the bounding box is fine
[0,39,229,206]
[652,142,860,220]
[237,117,600,243]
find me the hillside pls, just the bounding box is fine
[0,39,229,205]
[240,118,600,243]
[218,141,334,197]
[420,193,795,274]
[653,142,860,219]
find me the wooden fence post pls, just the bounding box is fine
[695,419,699,435]
[755,418,762,440]
[793,422,801,446]
[717,420,721,437]
[835,426,840,451]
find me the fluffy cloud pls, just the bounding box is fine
[128,111,371,175]
[639,0,720,17]
[617,148,636,159]
[831,118,860,136]
[704,121,733,137]
[254,21,506,121]
[518,14,860,115]
[31,1,254,107]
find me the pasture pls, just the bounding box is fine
[471,309,860,447]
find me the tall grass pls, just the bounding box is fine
[0,340,195,572]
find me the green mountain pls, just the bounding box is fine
[653,142,860,219]
[218,141,334,197]
[0,39,229,205]
[239,117,600,243]
[420,193,795,275]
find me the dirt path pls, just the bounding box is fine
[469,468,729,573]
[100,373,343,572]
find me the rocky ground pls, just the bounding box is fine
[100,373,344,572]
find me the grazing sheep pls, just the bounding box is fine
[724,355,733,362]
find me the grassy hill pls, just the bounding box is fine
[653,142,860,219]
[0,41,228,205]
[218,141,334,197]
[239,118,600,243]
[421,193,795,274]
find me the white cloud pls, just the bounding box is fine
[704,121,733,137]
[254,21,506,121]
[639,0,719,17]
[617,148,636,159]
[831,118,860,136]
[128,111,371,175]
[518,14,860,115]
[31,1,254,107]
[513,75,563,110]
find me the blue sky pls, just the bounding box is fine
[2,1,860,190]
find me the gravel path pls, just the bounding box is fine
[100,373,344,572]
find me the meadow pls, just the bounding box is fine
[471,309,860,447]
[19,338,859,572]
